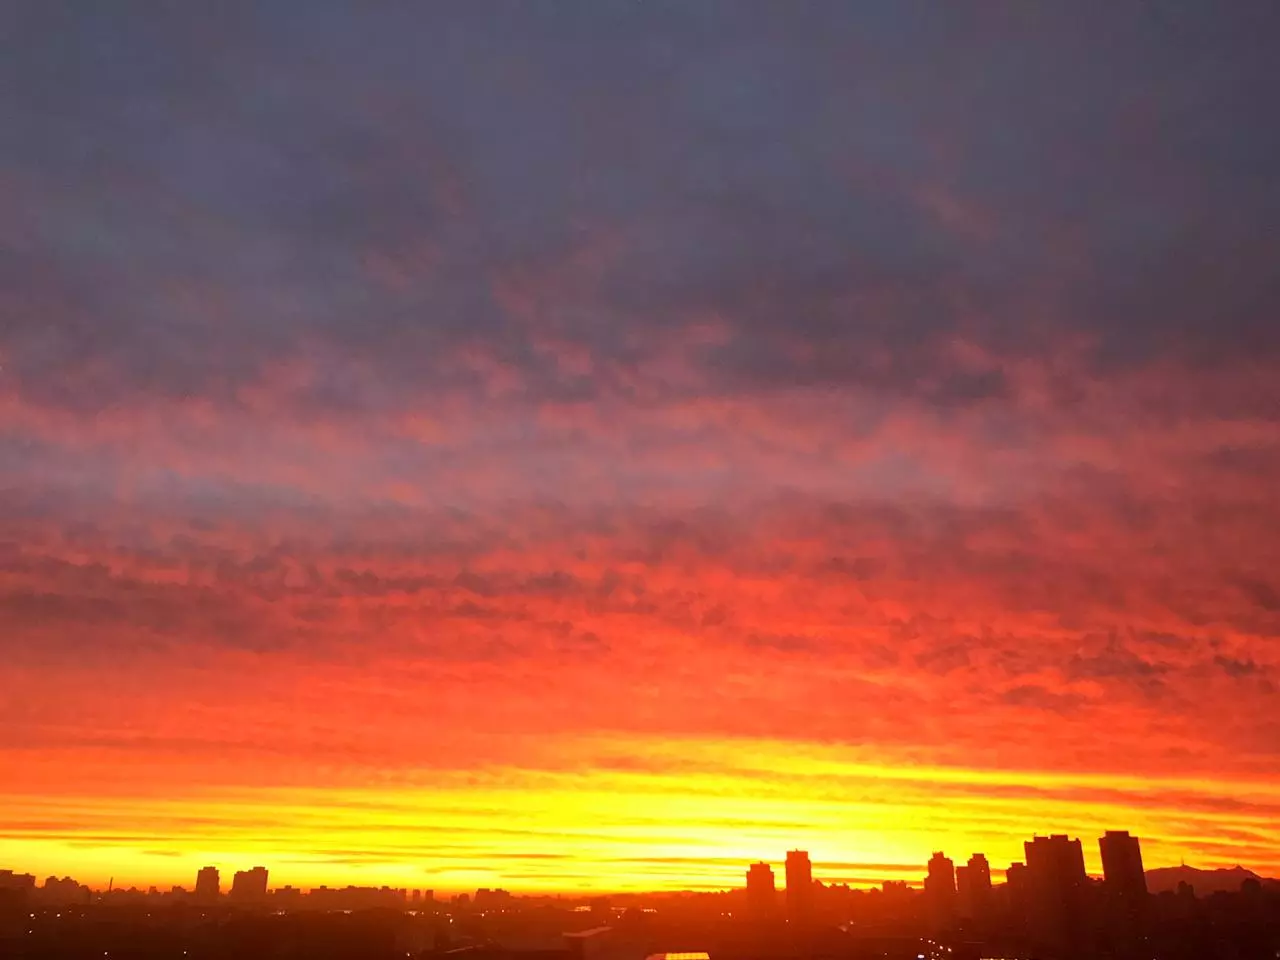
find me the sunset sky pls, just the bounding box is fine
[3,3,1280,893]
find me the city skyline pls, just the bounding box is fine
[3,827,1275,897]
[7,742,1280,891]
[4,1,1280,904]
[8,836,1276,960]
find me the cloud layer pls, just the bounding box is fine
[2,1,1279,889]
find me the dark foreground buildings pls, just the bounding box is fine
[745,862,776,919]
[1022,834,1089,956]
[1101,830,1148,905]
[3,832,1279,960]
[784,850,812,926]
[230,866,269,904]
[922,852,955,930]
[745,832,1277,959]
[195,865,220,903]
[954,853,992,922]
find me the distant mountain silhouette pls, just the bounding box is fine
[1146,864,1268,894]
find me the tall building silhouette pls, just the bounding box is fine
[1100,830,1148,951]
[195,866,219,903]
[1005,860,1029,930]
[230,866,268,903]
[745,861,776,918]
[923,851,956,929]
[1023,835,1088,958]
[956,853,992,920]
[784,850,812,924]
[1100,830,1147,902]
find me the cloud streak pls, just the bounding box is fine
[2,0,1279,890]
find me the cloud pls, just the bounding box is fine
[2,0,1280,888]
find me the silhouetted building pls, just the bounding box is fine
[475,887,513,909]
[1100,831,1148,954]
[924,851,956,929]
[956,853,992,920]
[785,850,812,924]
[1100,830,1147,903]
[308,885,408,911]
[230,866,268,903]
[273,885,303,908]
[564,925,613,960]
[39,875,91,905]
[1024,835,1088,958]
[746,861,776,918]
[195,866,220,902]
[1005,859,1028,923]
[0,869,36,892]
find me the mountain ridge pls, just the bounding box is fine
[1145,864,1274,895]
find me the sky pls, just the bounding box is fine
[2,1,1280,893]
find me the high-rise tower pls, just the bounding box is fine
[924,852,957,928]
[746,861,776,918]
[195,866,220,903]
[785,850,812,924]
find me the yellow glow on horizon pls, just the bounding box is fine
[4,735,1278,892]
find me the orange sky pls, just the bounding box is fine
[3,471,1279,890]
[7,733,1280,892]
[4,2,1280,894]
